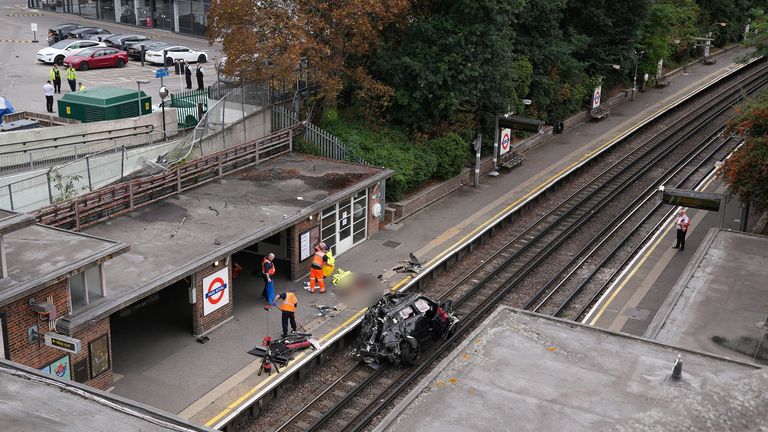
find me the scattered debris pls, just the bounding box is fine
[297,196,304,200]
[208,206,220,216]
[393,252,422,273]
[248,333,319,365]
[170,217,186,238]
[196,335,209,344]
[311,304,339,318]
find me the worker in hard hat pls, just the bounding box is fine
[309,242,329,293]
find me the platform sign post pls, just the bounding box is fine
[203,267,230,316]
[473,134,482,187]
[499,128,512,156]
[658,186,726,228]
[591,86,602,109]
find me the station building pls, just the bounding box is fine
[29,0,210,37]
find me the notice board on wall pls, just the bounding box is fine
[300,226,321,261]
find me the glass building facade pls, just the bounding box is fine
[29,0,210,36]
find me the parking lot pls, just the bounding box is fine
[0,0,223,115]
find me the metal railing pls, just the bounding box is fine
[170,89,209,129]
[0,131,177,212]
[272,107,368,164]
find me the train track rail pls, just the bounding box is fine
[275,62,768,432]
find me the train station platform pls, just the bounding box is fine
[109,46,756,429]
[374,307,760,432]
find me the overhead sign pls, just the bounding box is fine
[659,187,723,212]
[203,267,230,316]
[44,333,82,354]
[704,41,711,58]
[499,128,512,155]
[31,23,38,32]
[591,86,602,109]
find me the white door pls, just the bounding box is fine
[336,199,353,254]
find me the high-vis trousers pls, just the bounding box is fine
[310,268,325,293]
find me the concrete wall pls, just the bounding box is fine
[196,107,271,158]
[0,109,179,158]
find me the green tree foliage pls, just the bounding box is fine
[721,93,768,210]
[741,8,768,61]
[639,0,700,76]
[373,0,529,134]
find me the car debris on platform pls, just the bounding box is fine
[357,292,458,368]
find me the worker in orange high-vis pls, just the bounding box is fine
[309,242,329,293]
[273,288,298,337]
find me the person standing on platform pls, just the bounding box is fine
[309,242,328,293]
[273,288,298,337]
[196,64,204,91]
[261,253,276,305]
[183,61,192,89]
[43,80,55,113]
[50,64,62,94]
[65,64,77,92]
[673,209,691,251]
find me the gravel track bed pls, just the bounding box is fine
[240,65,766,432]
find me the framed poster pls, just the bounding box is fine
[49,355,71,380]
[300,229,311,261]
[89,334,110,379]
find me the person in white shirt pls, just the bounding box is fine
[43,80,55,113]
[673,209,690,251]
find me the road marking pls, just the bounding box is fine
[6,13,42,16]
[0,39,38,43]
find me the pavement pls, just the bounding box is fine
[374,306,758,432]
[0,0,222,115]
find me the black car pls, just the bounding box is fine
[126,40,169,60]
[68,27,111,40]
[100,34,149,50]
[47,23,84,45]
[357,292,458,368]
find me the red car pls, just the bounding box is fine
[64,47,129,71]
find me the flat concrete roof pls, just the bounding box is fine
[0,209,35,235]
[645,229,768,365]
[376,307,758,432]
[0,359,215,432]
[0,224,128,307]
[63,153,391,332]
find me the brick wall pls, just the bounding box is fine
[368,182,383,236]
[192,258,233,336]
[289,215,321,281]
[0,280,114,391]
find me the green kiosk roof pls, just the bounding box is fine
[60,86,149,106]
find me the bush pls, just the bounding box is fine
[427,132,468,180]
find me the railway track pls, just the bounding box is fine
[274,62,768,432]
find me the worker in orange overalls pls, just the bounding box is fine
[309,242,329,293]
[273,288,298,337]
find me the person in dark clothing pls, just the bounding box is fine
[273,288,298,338]
[183,61,192,89]
[261,253,276,305]
[196,64,204,91]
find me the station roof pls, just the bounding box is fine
[0,222,129,308]
[0,359,215,432]
[60,153,392,332]
[645,228,768,365]
[375,307,758,432]
[0,209,35,235]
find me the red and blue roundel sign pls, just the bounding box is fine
[500,128,512,155]
[203,267,230,316]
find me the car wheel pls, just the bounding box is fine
[55,56,65,65]
[164,57,173,67]
[79,62,89,71]
[400,339,420,366]
[198,54,206,63]
[116,58,125,67]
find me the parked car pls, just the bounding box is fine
[67,27,111,40]
[126,41,169,61]
[37,39,106,65]
[64,47,129,71]
[101,34,149,50]
[357,292,458,368]
[47,23,84,45]
[145,45,208,66]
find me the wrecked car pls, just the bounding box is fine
[357,292,458,368]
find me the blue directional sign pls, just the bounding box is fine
[155,68,169,79]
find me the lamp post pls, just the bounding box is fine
[631,49,644,101]
[136,79,150,117]
[491,110,515,176]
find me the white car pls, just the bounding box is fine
[144,46,208,66]
[37,39,106,65]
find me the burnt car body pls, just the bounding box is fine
[357,292,458,368]
[47,23,84,45]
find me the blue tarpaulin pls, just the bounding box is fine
[0,97,15,125]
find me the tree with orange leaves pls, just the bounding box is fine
[721,93,768,210]
[208,0,411,111]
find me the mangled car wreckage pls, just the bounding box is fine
[357,292,458,368]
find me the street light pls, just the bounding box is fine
[631,49,644,101]
[136,79,150,117]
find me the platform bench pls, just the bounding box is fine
[704,56,717,65]
[590,106,610,120]
[655,78,671,88]
[499,152,525,170]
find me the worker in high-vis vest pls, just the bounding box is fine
[274,288,298,337]
[309,242,329,293]
[323,249,335,277]
[261,253,276,304]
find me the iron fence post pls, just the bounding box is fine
[46,170,53,204]
[7,185,13,210]
[121,146,126,181]
[85,155,93,191]
[28,152,33,169]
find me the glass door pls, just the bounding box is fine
[337,200,353,254]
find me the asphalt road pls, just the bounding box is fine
[0,0,223,114]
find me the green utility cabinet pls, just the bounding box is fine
[57,87,152,123]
